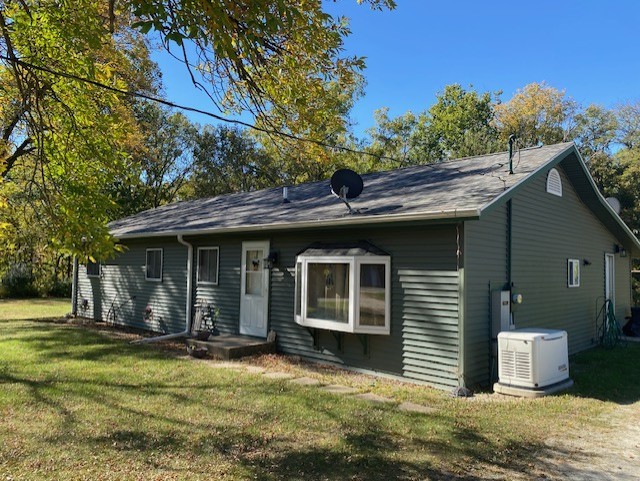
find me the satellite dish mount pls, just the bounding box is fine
[330,169,364,215]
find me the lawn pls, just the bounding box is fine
[0,298,70,320]
[0,316,638,480]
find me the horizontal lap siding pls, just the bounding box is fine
[268,227,460,389]
[192,239,241,334]
[78,225,461,389]
[463,205,508,388]
[269,230,406,373]
[76,239,187,333]
[511,165,630,354]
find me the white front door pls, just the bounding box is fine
[605,253,615,305]
[240,241,270,337]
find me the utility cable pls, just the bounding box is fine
[1,55,403,163]
[2,54,523,186]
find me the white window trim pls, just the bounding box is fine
[197,246,219,285]
[295,254,391,335]
[355,258,391,334]
[86,261,101,278]
[567,258,580,288]
[146,248,163,282]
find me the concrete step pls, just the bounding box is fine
[186,334,276,360]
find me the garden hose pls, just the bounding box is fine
[597,299,626,349]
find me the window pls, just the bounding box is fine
[197,247,219,285]
[87,260,100,278]
[294,248,391,335]
[146,248,163,281]
[568,259,580,287]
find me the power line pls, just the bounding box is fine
[1,55,402,164]
[2,55,515,183]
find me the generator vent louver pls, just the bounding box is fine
[500,350,532,381]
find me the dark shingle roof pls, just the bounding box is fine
[110,143,575,239]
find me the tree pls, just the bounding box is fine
[129,0,395,138]
[616,102,640,149]
[366,108,421,168]
[1,0,395,260]
[183,125,277,199]
[0,1,156,261]
[418,84,500,160]
[573,104,618,160]
[494,82,577,148]
[365,85,500,167]
[134,102,197,209]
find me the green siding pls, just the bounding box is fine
[79,226,462,390]
[76,239,188,333]
[263,226,461,389]
[192,239,242,334]
[464,162,632,388]
[463,204,508,387]
[510,165,631,351]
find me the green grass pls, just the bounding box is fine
[0,298,70,320]
[0,317,638,480]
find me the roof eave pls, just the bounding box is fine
[112,208,481,241]
[570,147,640,257]
[478,143,576,217]
[478,143,640,257]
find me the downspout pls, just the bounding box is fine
[507,136,515,325]
[71,256,79,316]
[133,234,193,344]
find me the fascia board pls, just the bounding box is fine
[113,208,481,241]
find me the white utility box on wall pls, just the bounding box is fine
[491,290,513,334]
[494,328,573,397]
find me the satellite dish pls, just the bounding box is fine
[331,169,363,200]
[330,169,364,214]
[606,197,621,215]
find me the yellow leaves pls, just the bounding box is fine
[494,82,576,147]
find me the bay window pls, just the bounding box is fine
[294,248,391,334]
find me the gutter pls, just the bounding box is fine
[133,234,193,344]
[113,208,481,241]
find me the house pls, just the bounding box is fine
[73,142,640,390]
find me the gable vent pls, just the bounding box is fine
[546,168,562,197]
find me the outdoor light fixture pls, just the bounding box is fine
[583,259,591,266]
[264,251,279,269]
[614,244,628,257]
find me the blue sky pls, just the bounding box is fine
[153,1,640,137]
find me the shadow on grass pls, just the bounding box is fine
[2,320,637,479]
[569,342,640,404]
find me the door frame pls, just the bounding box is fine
[605,252,615,305]
[239,240,270,337]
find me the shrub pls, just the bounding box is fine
[1,263,38,298]
[49,279,72,298]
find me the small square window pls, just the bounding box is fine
[146,248,163,281]
[568,259,580,287]
[87,260,100,278]
[197,247,219,285]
